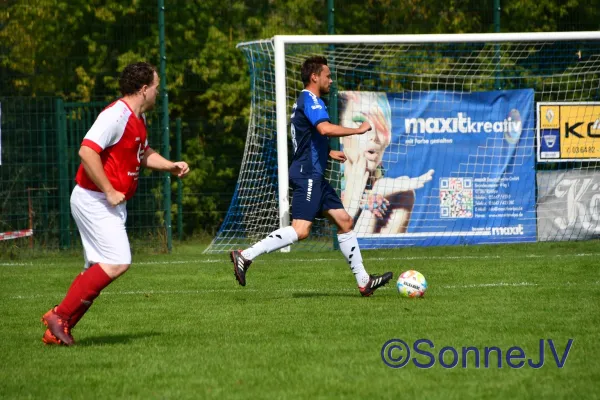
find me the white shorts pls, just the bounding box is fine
[70,185,131,268]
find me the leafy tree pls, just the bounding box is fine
[0,0,598,237]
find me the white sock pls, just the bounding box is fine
[338,230,370,287]
[241,226,298,260]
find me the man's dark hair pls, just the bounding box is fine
[119,62,157,96]
[301,56,328,86]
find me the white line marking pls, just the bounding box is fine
[0,262,33,266]
[6,281,600,300]
[2,252,600,267]
[440,281,537,289]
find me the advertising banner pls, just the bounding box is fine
[339,90,536,248]
[538,102,600,162]
[537,169,600,241]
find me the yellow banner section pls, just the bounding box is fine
[559,104,600,159]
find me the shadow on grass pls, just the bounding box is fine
[292,292,357,298]
[76,331,160,346]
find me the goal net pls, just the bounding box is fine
[205,32,600,253]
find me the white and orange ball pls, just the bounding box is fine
[397,270,427,298]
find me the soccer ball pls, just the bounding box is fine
[397,270,427,298]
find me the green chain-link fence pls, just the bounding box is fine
[0,96,175,252]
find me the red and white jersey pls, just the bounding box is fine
[75,99,149,200]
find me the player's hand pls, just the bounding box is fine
[106,190,126,207]
[171,161,190,178]
[329,150,347,162]
[358,121,372,134]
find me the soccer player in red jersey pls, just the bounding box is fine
[41,62,190,346]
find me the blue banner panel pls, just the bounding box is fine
[339,90,536,249]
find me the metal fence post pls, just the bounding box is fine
[55,98,70,249]
[176,118,183,241]
[158,0,172,252]
[41,118,49,243]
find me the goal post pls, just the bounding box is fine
[274,37,291,251]
[204,31,600,254]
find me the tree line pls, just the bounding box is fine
[0,0,597,235]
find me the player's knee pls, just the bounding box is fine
[112,264,130,279]
[294,227,310,241]
[100,263,130,279]
[119,264,131,275]
[339,213,354,233]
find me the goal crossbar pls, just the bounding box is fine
[274,32,600,236]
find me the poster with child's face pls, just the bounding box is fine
[339,89,535,249]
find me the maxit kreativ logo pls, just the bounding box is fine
[405,110,523,144]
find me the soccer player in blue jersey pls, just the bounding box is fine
[230,56,393,296]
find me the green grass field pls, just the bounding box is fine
[1,241,599,399]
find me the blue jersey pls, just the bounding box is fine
[289,90,330,179]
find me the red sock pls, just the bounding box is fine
[58,271,86,327]
[56,264,113,320]
[69,301,93,329]
[66,271,84,293]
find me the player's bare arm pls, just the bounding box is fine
[142,147,190,178]
[316,121,371,137]
[78,146,125,206]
